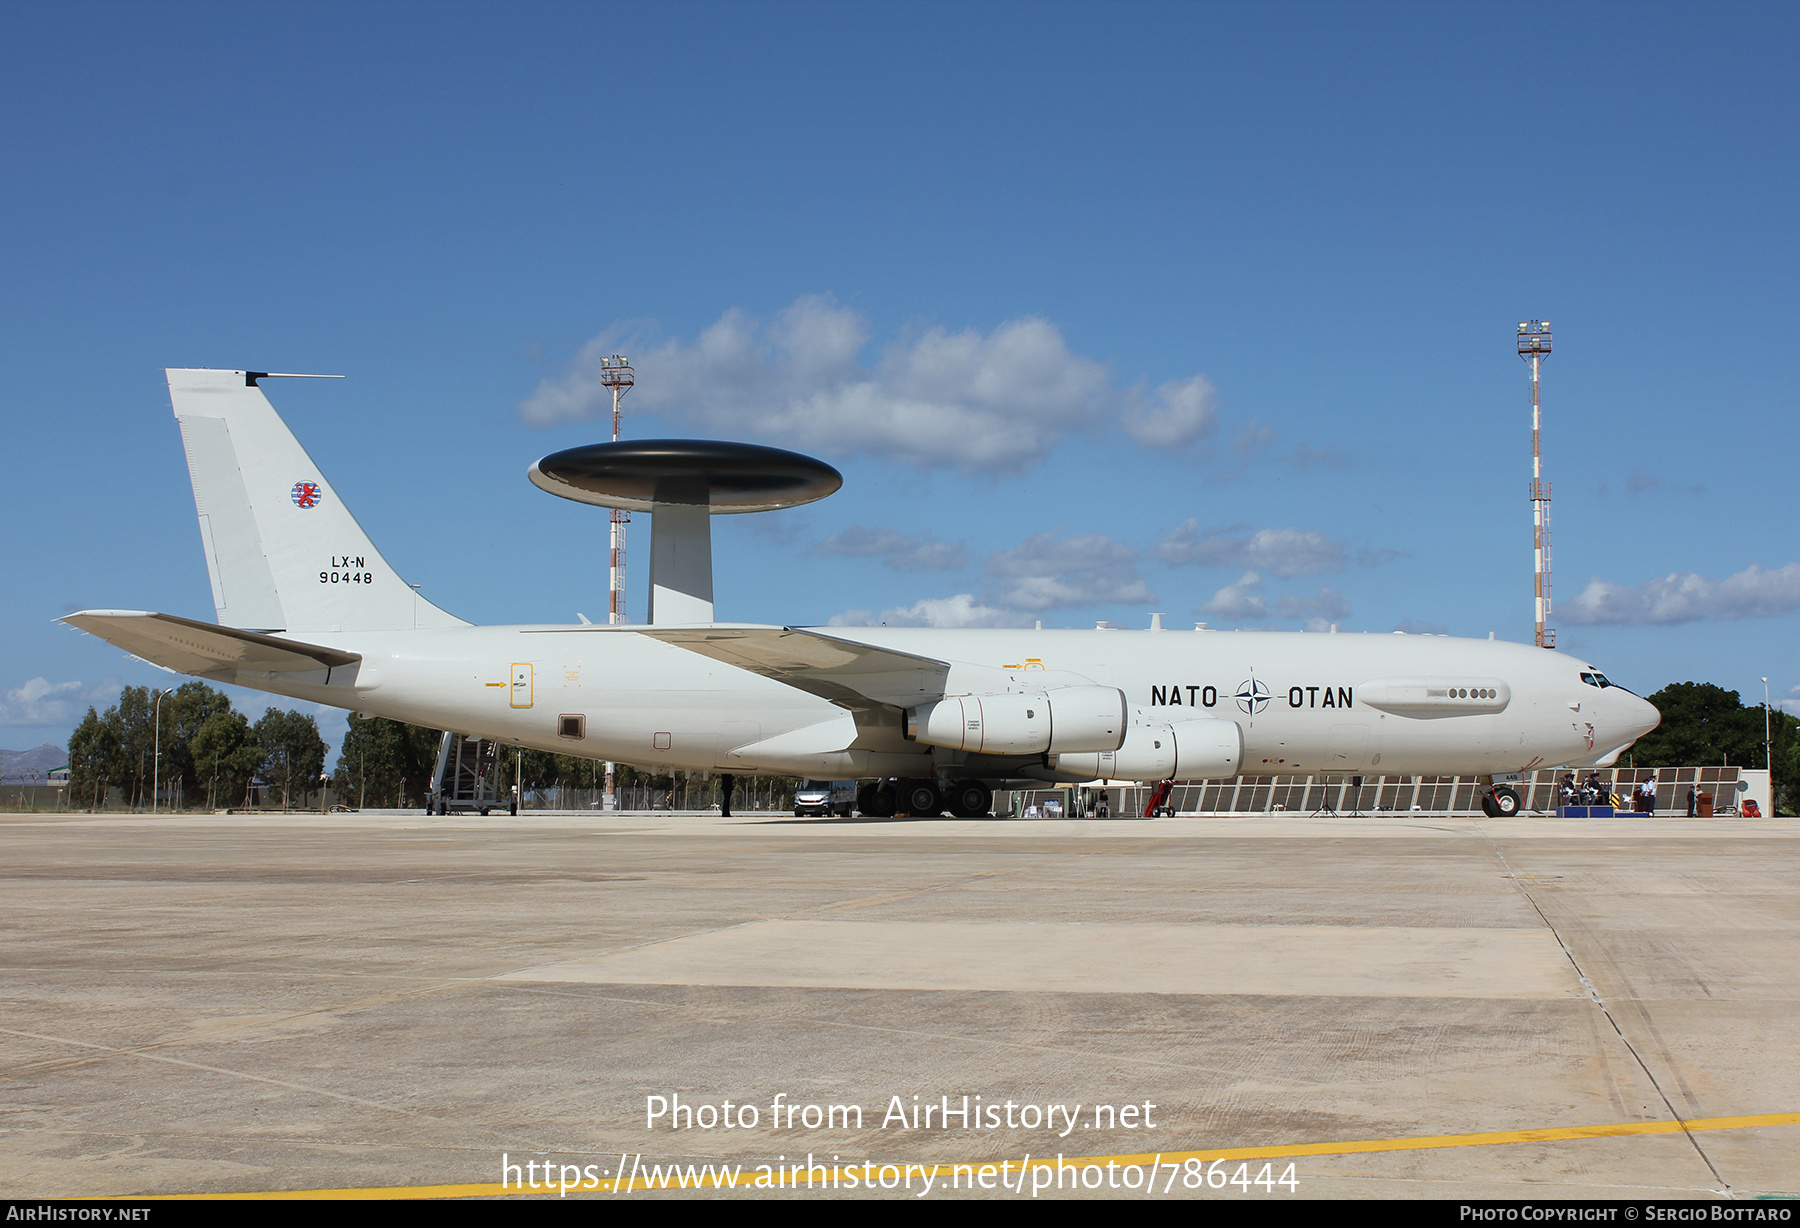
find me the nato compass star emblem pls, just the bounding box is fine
[1235,677,1270,715]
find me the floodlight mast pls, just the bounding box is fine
[1518,321,1554,649]
[596,356,635,624]
[596,354,634,812]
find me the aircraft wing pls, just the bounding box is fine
[61,610,361,680]
[636,625,951,709]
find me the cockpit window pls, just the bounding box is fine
[1579,671,1613,689]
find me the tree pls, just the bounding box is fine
[1770,705,1800,816]
[67,706,121,809]
[160,683,235,801]
[1627,683,1765,770]
[190,710,261,808]
[64,687,337,811]
[66,686,161,808]
[253,708,327,807]
[333,714,440,808]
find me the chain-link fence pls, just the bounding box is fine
[519,777,799,813]
[1003,765,1756,819]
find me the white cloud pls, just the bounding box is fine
[1152,521,1347,577]
[1232,418,1275,457]
[1276,585,1352,623]
[520,296,1236,471]
[984,531,1155,610]
[1,677,120,727]
[1119,375,1218,448]
[520,296,1121,470]
[827,594,1026,629]
[1201,572,1269,620]
[1561,563,1800,625]
[824,528,1157,626]
[815,526,968,571]
[1197,574,1349,628]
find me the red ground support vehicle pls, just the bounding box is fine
[1144,779,1177,818]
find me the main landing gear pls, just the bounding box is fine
[855,778,993,818]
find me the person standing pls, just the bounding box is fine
[1686,785,1698,818]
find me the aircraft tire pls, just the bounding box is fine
[1480,787,1525,817]
[946,779,992,818]
[899,779,942,816]
[859,783,897,818]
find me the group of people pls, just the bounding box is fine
[1550,775,1768,817]
[1553,773,1664,813]
[1558,772,1620,808]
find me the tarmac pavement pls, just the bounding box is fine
[1,810,1795,1200]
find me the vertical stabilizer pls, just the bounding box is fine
[168,369,465,632]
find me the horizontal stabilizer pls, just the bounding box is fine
[61,610,360,680]
[637,626,952,709]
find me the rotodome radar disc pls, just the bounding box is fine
[528,439,842,514]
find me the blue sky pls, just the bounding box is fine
[3,0,1796,756]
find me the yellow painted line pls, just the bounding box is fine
[101,1110,1800,1199]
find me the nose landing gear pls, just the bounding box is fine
[1481,786,1522,817]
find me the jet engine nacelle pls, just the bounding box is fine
[1051,717,1244,782]
[904,686,1127,755]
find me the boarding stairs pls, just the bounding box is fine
[428,732,514,815]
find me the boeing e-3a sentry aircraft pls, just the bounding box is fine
[63,369,1659,818]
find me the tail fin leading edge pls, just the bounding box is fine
[168,368,465,633]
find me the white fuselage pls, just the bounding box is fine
[233,623,1660,782]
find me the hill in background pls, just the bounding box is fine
[2,744,68,779]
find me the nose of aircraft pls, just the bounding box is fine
[1622,690,1661,742]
